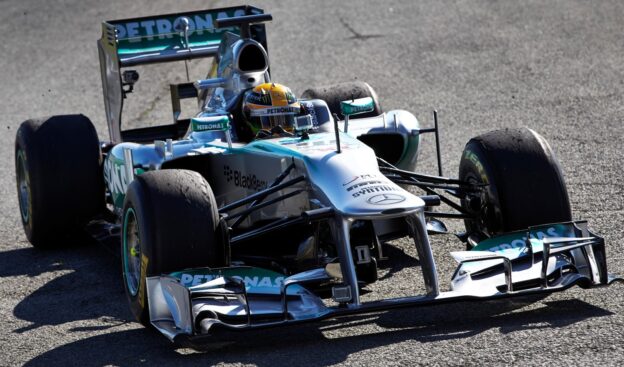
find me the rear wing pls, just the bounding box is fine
[97,5,267,143]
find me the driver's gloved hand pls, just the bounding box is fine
[254,126,294,139]
[255,129,272,139]
[270,125,293,137]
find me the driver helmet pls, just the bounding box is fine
[243,83,300,134]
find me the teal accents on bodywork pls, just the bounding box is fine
[239,132,368,160]
[456,223,577,274]
[117,39,220,56]
[401,132,420,170]
[240,138,304,159]
[472,223,575,256]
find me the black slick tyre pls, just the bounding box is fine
[459,128,571,237]
[301,81,382,119]
[121,169,227,326]
[15,115,104,248]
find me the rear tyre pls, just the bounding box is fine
[459,128,571,237]
[301,81,382,119]
[15,115,104,248]
[121,169,227,325]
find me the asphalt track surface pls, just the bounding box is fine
[1,0,623,365]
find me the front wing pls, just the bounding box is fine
[146,220,622,346]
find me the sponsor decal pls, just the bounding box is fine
[168,267,304,296]
[250,106,299,116]
[345,180,383,192]
[104,157,133,206]
[191,117,229,132]
[463,150,488,183]
[367,193,406,205]
[138,254,149,308]
[473,225,573,253]
[114,10,246,43]
[245,92,272,106]
[457,225,576,275]
[193,122,227,131]
[179,273,285,288]
[300,101,319,127]
[352,184,398,198]
[343,176,359,186]
[342,174,377,187]
[223,165,268,191]
[340,97,374,116]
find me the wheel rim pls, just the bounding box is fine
[463,172,494,237]
[123,208,141,296]
[16,150,31,224]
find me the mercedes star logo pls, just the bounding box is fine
[367,193,406,205]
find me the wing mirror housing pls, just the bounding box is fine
[194,78,227,90]
[339,97,375,133]
[340,97,375,117]
[191,115,233,148]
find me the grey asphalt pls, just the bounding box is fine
[1,0,623,366]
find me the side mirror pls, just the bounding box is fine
[191,115,233,148]
[194,78,227,90]
[340,97,375,117]
[339,97,375,133]
[191,115,231,132]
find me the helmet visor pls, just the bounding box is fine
[250,106,299,132]
[258,114,296,131]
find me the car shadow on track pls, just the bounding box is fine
[22,296,613,367]
[1,245,132,333]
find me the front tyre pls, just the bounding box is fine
[122,169,227,325]
[459,128,571,237]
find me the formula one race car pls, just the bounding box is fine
[14,6,621,347]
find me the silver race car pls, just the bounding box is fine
[14,5,621,347]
